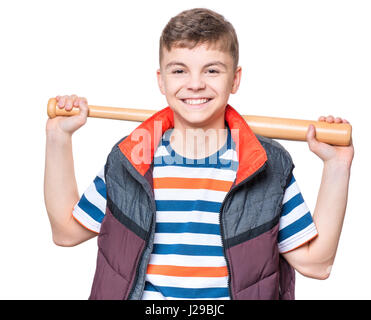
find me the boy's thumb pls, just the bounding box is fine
[306,125,319,151]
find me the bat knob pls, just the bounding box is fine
[47,98,57,118]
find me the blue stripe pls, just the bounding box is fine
[77,194,105,223]
[144,282,229,299]
[155,200,221,213]
[278,212,313,243]
[154,156,238,170]
[93,176,106,200]
[281,193,304,216]
[144,281,157,292]
[156,222,221,235]
[152,243,224,256]
[287,175,296,187]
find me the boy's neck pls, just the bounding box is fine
[169,114,228,159]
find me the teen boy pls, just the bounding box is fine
[44,8,354,299]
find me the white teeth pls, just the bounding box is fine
[183,98,210,105]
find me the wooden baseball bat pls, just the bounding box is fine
[47,98,352,146]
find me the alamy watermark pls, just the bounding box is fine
[130,121,239,166]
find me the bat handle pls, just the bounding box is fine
[47,97,154,121]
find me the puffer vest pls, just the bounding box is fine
[89,105,295,300]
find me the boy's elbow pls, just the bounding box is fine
[298,262,333,280]
[308,267,331,280]
[52,234,79,247]
[52,227,81,247]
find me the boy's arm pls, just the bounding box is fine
[282,116,354,279]
[44,95,97,246]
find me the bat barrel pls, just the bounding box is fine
[244,115,351,146]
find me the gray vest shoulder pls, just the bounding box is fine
[256,135,294,176]
[104,135,128,176]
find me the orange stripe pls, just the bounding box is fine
[153,177,233,192]
[147,264,228,277]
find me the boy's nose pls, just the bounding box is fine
[186,74,206,91]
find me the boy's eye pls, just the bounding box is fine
[206,69,219,74]
[172,69,184,74]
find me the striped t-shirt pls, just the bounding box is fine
[72,128,318,299]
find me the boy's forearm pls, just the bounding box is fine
[307,160,351,267]
[44,129,80,239]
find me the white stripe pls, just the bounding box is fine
[154,233,222,246]
[154,188,227,203]
[278,223,318,253]
[97,166,105,182]
[149,254,227,267]
[145,274,228,289]
[142,291,230,300]
[219,149,238,161]
[282,181,300,204]
[142,290,165,300]
[154,144,236,159]
[153,165,236,181]
[154,145,170,157]
[72,205,101,233]
[155,211,220,224]
[278,202,310,230]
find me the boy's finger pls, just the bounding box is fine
[70,94,78,106]
[78,97,89,119]
[65,96,74,111]
[78,97,88,106]
[58,95,67,108]
[326,115,334,123]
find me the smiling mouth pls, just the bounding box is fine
[181,98,212,106]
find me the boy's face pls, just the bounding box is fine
[157,43,241,130]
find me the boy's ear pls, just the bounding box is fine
[231,66,242,94]
[157,69,166,95]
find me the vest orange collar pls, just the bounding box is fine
[118,105,267,185]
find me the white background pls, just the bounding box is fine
[0,0,370,299]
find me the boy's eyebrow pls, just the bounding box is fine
[165,61,228,70]
[204,61,228,69]
[165,61,187,70]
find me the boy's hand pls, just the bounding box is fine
[46,94,89,135]
[306,115,354,166]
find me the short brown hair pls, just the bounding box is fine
[159,8,239,70]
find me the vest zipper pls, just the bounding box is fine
[219,162,267,300]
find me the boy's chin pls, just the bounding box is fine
[172,107,225,129]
